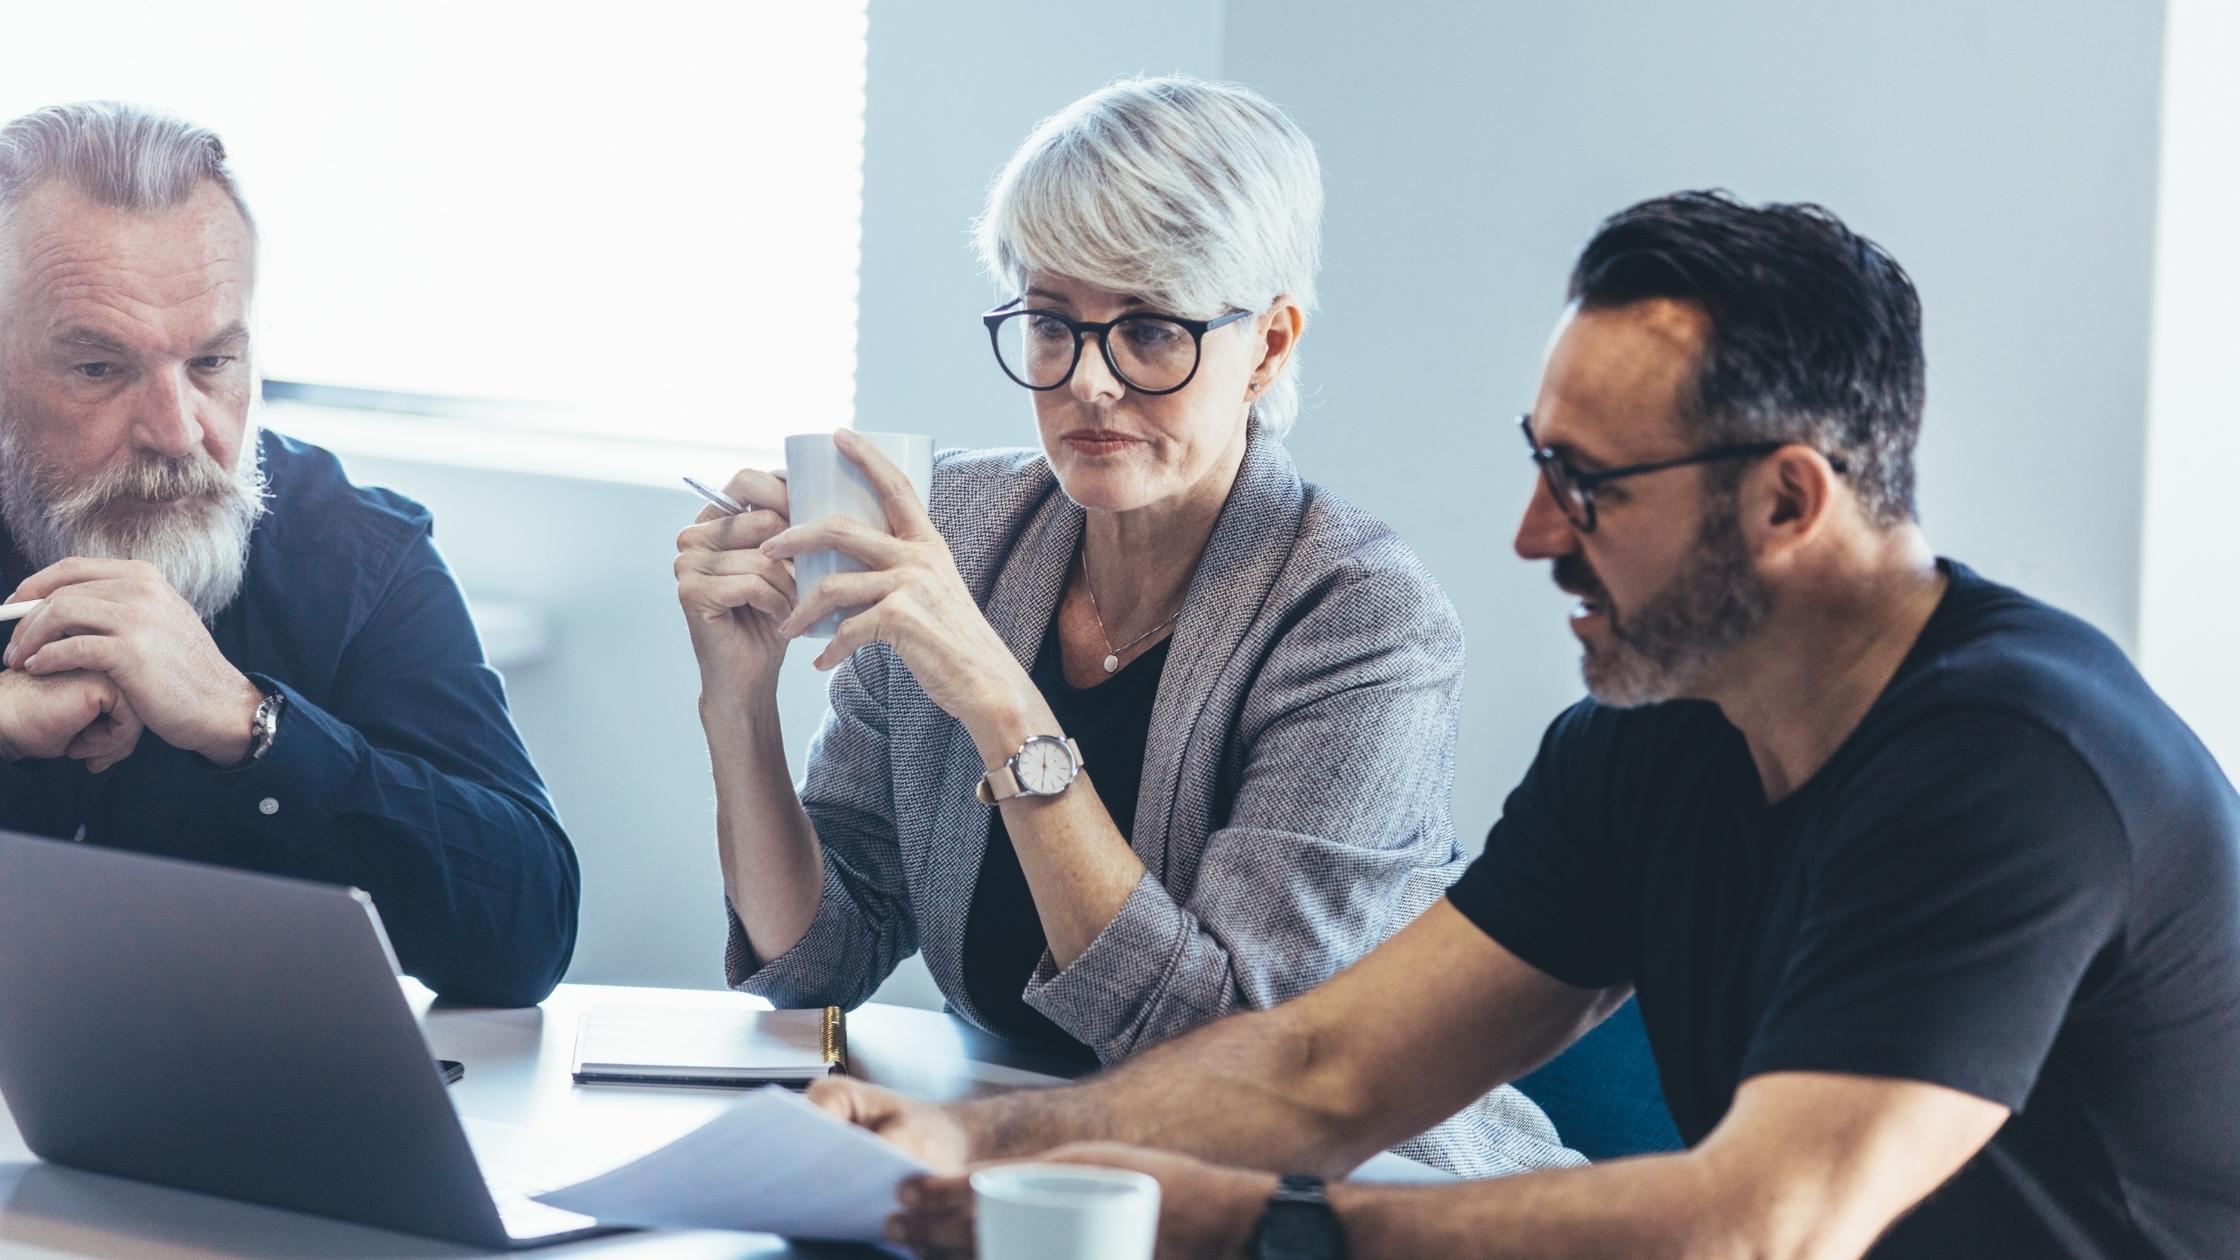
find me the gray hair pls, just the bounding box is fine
[0,101,256,273]
[976,77,1323,436]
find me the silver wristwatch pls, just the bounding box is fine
[244,687,286,765]
[975,735,1083,805]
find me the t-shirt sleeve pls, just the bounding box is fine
[1447,703,1637,989]
[1743,709,2128,1110]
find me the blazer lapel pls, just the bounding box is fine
[1133,424,1307,883]
[915,465,1081,1009]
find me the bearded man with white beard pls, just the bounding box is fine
[0,102,578,1007]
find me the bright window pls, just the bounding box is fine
[0,2,866,452]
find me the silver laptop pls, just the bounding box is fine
[0,829,610,1249]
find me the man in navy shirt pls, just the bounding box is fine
[818,193,2240,1258]
[0,102,576,1007]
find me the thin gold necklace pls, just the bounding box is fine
[1079,546,1182,673]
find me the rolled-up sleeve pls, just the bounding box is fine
[724,642,921,1008]
[1022,559,1467,1062]
[226,530,579,1008]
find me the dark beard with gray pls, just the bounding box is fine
[1556,496,1770,708]
[0,424,266,621]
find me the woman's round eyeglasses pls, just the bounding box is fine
[982,298,1252,395]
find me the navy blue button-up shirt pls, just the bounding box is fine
[0,430,579,1006]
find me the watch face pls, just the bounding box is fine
[1015,738,1074,794]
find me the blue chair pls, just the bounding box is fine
[1512,997,1685,1160]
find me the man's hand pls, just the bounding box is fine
[4,559,262,766]
[888,1143,1272,1260]
[0,668,145,772]
[806,1077,977,1172]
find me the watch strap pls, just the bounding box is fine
[1253,1174,1344,1260]
[974,760,1025,805]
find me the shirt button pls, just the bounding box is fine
[258,798,280,816]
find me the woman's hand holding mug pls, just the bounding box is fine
[759,429,1037,740]
[674,467,797,703]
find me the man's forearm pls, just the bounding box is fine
[955,1004,1377,1174]
[1326,1142,1906,1260]
[1328,1154,1811,1260]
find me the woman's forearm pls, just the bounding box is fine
[704,695,826,965]
[999,775,1150,966]
[962,684,1147,967]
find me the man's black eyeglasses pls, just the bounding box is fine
[983,298,1253,395]
[1520,412,1849,534]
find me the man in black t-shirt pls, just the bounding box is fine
[812,193,2240,1259]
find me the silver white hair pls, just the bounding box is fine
[976,76,1324,437]
[0,100,256,262]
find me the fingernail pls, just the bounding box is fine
[21,654,37,672]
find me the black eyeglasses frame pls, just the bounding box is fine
[981,298,1254,396]
[1518,412,1850,534]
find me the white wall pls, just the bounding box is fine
[313,0,2171,1000]
[853,1,1222,451]
[1222,0,2167,828]
[2140,0,2240,775]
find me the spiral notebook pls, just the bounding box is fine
[570,1004,847,1088]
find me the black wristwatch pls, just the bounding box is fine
[1251,1173,1344,1259]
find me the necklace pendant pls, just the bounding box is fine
[1103,653,1120,673]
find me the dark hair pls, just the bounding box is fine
[1567,190,1924,525]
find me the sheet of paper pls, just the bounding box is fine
[533,1085,926,1243]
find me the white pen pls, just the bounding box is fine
[0,599,42,624]
[681,475,748,516]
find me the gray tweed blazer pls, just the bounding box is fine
[723,425,1581,1176]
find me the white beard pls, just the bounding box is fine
[0,425,268,622]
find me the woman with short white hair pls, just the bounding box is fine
[675,76,1572,1174]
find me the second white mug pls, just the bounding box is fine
[971,1163,1160,1260]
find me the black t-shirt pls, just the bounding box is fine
[962,616,1170,1065]
[1448,561,2240,1257]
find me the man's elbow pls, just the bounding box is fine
[436,866,579,1007]
[423,930,573,1008]
[1667,1154,1894,1260]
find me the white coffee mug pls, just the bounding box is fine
[782,430,935,638]
[971,1163,1160,1260]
